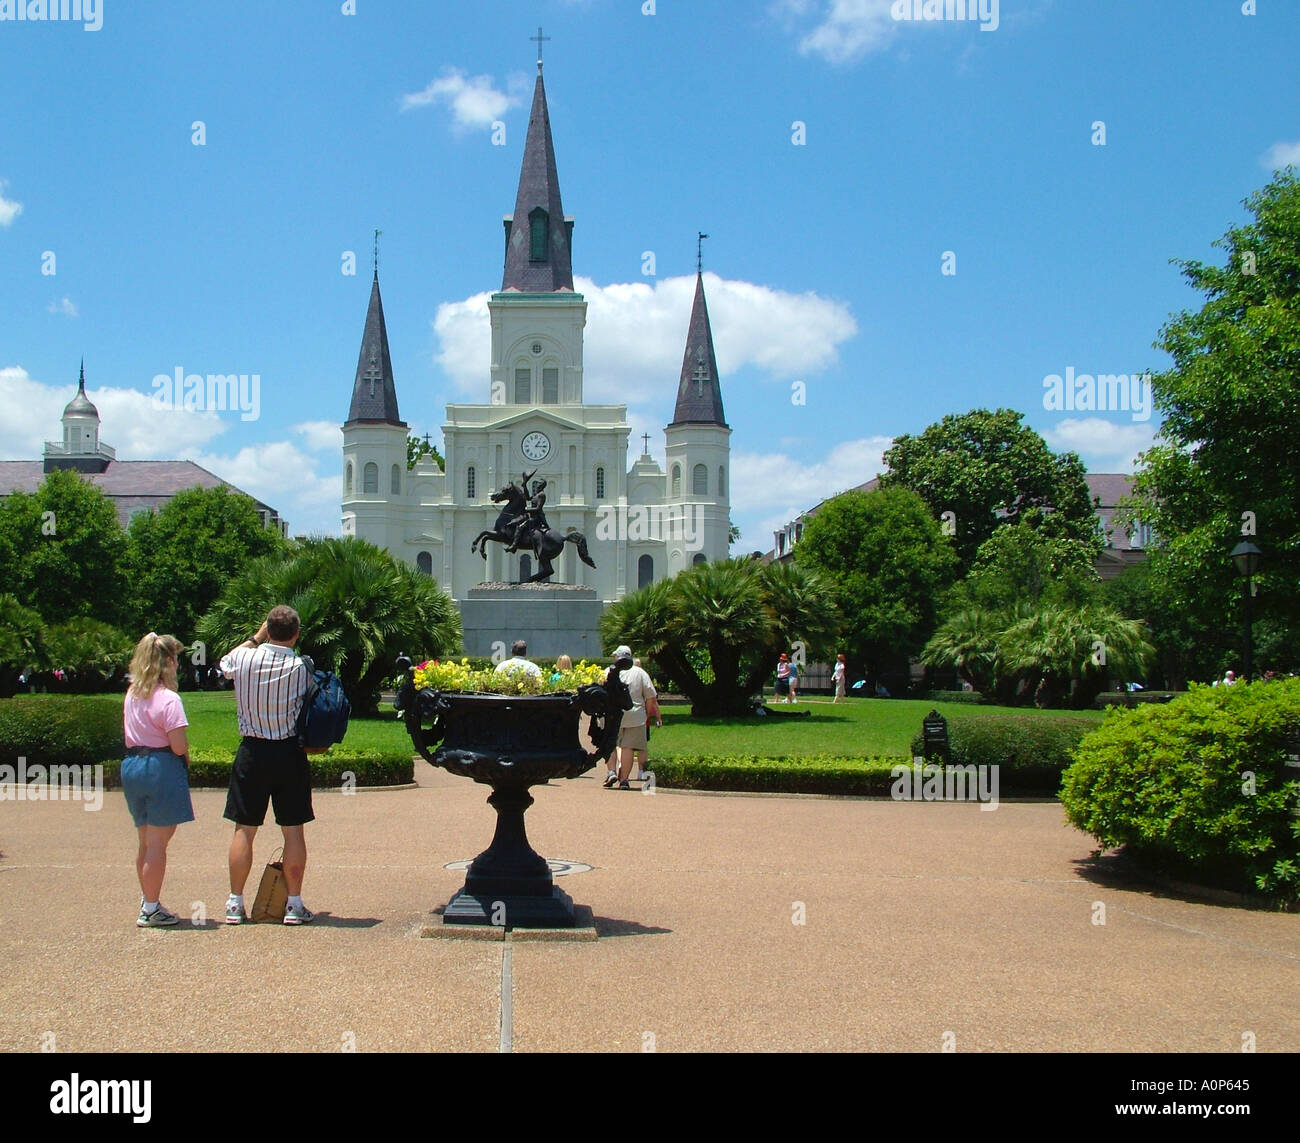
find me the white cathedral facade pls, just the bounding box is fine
[341,61,731,604]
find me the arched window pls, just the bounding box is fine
[363,462,378,494]
[542,367,559,403]
[514,367,531,404]
[692,552,707,566]
[467,465,476,500]
[671,464,681,498]
[391,464,401,495]
[345,462,353,497]
[416,551,433,576]
[638,554,654,589]
[718,466,726,497]
[595,466,605,500]
[520,554,532,581]
[529,208,549,262]
[693,463,708,496]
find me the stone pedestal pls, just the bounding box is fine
[459,582,604,659]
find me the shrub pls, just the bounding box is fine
[914,689,986,705]
[0,695,124,766]
[909,712,1096,791]
[1094,691,1179,708]
[99,746,415,789]
[0,595,46,698]
[645,754,909,796]
[1061,680,1300,898]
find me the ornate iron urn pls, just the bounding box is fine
[396,657,631,927]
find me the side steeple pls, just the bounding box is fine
[670,272,728,427]
[501,52,574,293]
[345,269,405,428]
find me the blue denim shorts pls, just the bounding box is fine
[121,748,195,828]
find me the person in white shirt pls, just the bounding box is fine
[832,653,847,703]
[607,645,660,790]
[494,640,542,678]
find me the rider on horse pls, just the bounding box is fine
[504,473,550,553]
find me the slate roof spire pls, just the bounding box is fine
[63,358,98,417]
[501,62,574,292]
[345,271,405,427]
[670,272,728,427]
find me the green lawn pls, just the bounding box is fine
[650,696,1106,759]
[181,692,410,754]
[121,691,1109,761]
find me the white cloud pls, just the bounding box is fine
[294,420,343,453]
[1262,140,1300,170]
[793,0,900,64]
[400,68,521,131]
[732,436,894,548]
[47,297,78,317]
[194,441,342,537]
[433,273,858,407]
[0,365,229,461]
[0,179,21,227]
[1041,418,1157,473]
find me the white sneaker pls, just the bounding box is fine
[283,902,315,925]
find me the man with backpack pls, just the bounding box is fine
[218,605,318,926]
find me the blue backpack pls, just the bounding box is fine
[296,658,350,749]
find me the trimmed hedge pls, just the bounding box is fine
[908,712,1096,792]
[98,747,414,789]
[1061,680,1300,899]
[0,695,123,766]
[645,752,1063,797]
[0,696,413,787]
[645,754,909,796]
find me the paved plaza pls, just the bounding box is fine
[1,761,1297,1054]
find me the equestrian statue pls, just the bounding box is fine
[470,470,597,584]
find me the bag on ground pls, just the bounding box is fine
[251,849,288,923]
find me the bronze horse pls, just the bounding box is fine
[470,481,597,584]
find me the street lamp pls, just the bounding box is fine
[1230,540,1262,682]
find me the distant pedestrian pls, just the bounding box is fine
[606,645,659,790]
[550,653,573,683]
[832,654,847,703]
[775,653,791,703]
[1222,669,1238,687]
[788,656,800,704]
[495,640,542,679]
[121,632,193,928]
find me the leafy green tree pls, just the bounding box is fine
[956,521,1100,612]
[41,619,135,693]
[1121,170,1300,685]
[407,434,445,471]
[0,469,129,624]
[919,607,1007,698]
[881,408,1099,568]
[600,559,839,716]
[793,487,958,681]
[196,537,461,714]
[0,594,46,697]
[123,485,285,640]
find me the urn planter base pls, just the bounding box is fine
[441,886,578,928]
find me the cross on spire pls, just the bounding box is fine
[531,26,550,72]
[693,350,709,396]
[373,228,382,279]
[364,351,382,399]
[641,432,651,456]
[697,231,709,273]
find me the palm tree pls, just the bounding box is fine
[601,559,840,716]
[0,594,45,697]
[197,537,462,714]
[920,607,1004,695]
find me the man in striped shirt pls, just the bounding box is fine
[219,605,316,925]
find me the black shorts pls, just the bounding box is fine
[774,678,790,695]
[224,736,315,827]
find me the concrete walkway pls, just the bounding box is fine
[1,760,1297,1053]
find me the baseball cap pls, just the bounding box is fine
[614,645,633,660]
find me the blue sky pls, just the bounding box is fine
[2,0,1297,550]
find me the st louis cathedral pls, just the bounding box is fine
[340,54,731,605]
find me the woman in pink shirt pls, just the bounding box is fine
[121,633,193,927]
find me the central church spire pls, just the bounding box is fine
[501,53,574,292]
